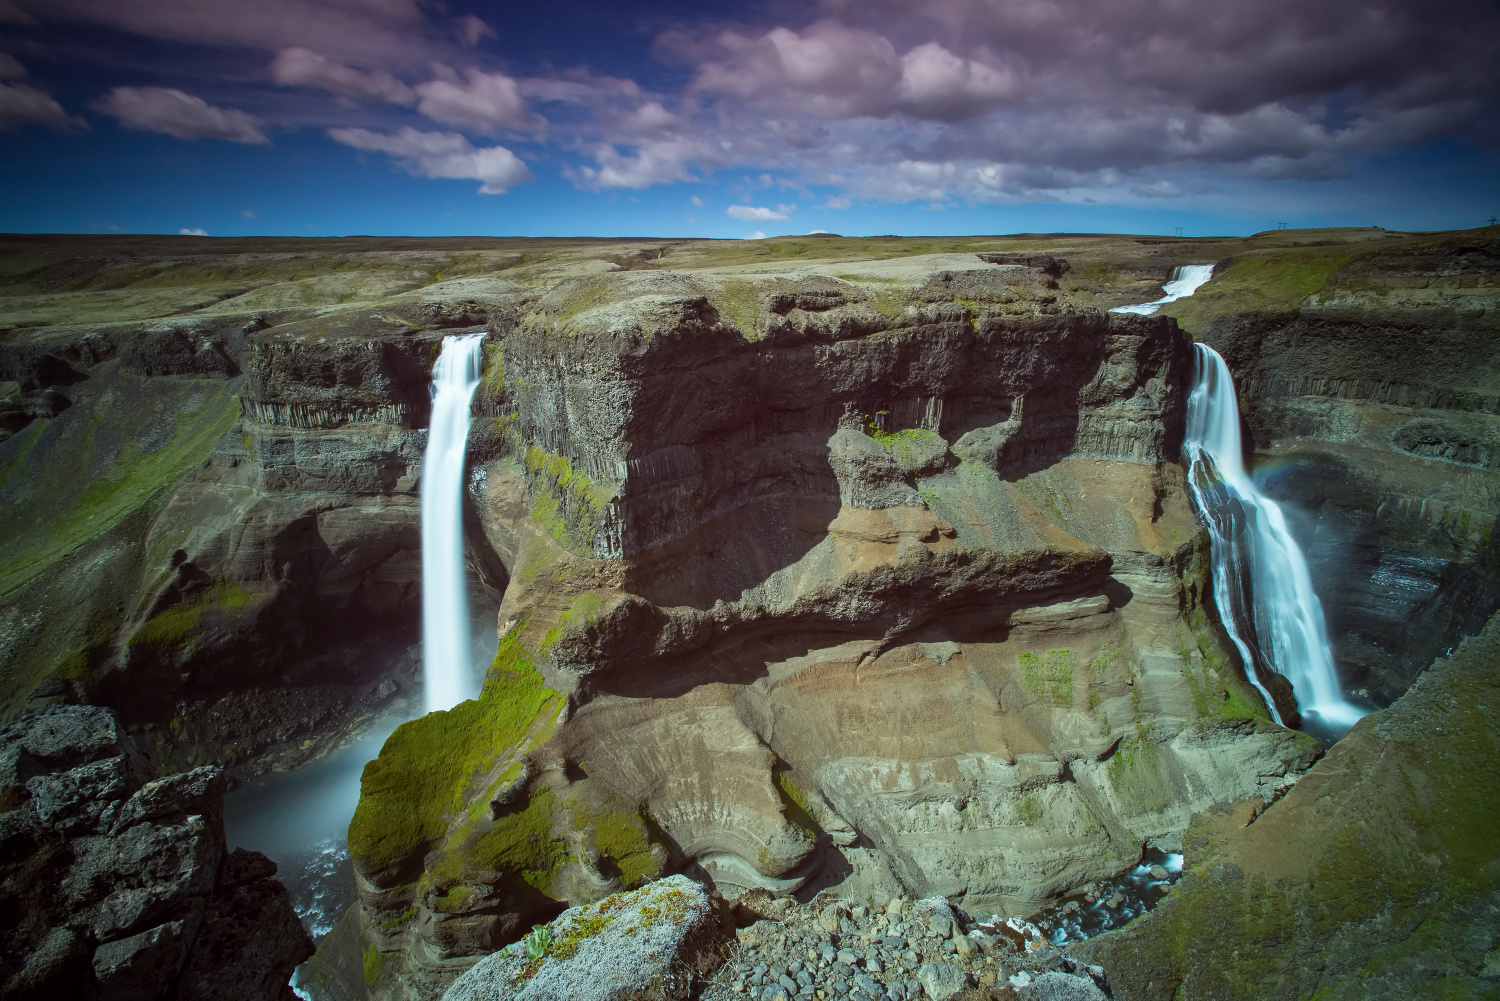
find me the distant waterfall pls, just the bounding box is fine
[1182,343,1365,733]
[1110,264,1216,316]
[421,333,485,715]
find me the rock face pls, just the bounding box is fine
[1071,609,1500,999]
[0,705,313,1000]
[1175,229,1500,704]
[336,253,1320,999]
[442,874,729,1001]
[0,241,529,777]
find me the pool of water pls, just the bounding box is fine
[223,713,407,939]
[1032,848,1185,944]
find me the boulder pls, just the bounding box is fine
[442,875,729,1001]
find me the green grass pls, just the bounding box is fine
[542,593,605,654]
[128,581,256,654]
[361,944,388,987]
[1161,250,1352,332]
[348,632,564,881]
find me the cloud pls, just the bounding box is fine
[0,82,84,131]
[96,86,269,143]
[745,230,766,239]
[727,204,788,221]
[15,0,431,65]
[689,195,705,207]
[269,47,415,105]
[414,68,538,134]
[457,14,494,47]
[328,125,532,193]
[0,53,23,78]
[240,209,256,218]
[178,228,208,235]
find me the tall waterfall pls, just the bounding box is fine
[1182,343,1365,733]
[1111,264,1216,316]
[421,333,485,715]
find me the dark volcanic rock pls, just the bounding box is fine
[0,706,312,1001]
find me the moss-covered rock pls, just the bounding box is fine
[1073,611,1500,999]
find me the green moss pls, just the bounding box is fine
[571,802,659,889]
[524,446,617,555]
[361,944,388,987]
[128,581,258,654]
[467,787,567,894]
[1016,791,1044,826]
[348,633,563,879]
[379,907,418,932]
[1106,737,1173,815]
[1020,649,1075,707]
[773,769,823,842]
[541,593,605,654]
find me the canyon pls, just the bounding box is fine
[0,227,1495,1000]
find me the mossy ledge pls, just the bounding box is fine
[348,632,565,886]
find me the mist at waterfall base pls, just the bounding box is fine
[1183,343,1368,738]
[423,332,487,714]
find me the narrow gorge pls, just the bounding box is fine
[1,227,1496,1001]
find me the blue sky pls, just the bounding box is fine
[1,0,1497,238]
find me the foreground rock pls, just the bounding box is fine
[443,874,730,1001]
[1072,610,1500,998]
[0,705,313,1000]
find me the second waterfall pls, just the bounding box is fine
[1182,342,1365,735]
[421,333,485,715]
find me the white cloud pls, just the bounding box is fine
[0,82,84,131]
[240,209,256,218]
[567,137,703,189]
[95,86,269,143]
[327,125,532,193]
[689,194,705,207]
[727,204,788,220]
[414,68,537,134]
[745,230,766,239]
[823,196,852,209]
[807,229,828,234]
[269,47,415,105]
[178,227,208,235]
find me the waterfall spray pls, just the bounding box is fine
[421,333,485,715]
[1182,343,1366,734]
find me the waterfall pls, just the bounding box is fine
[1110,264,1216,316]
[421,333,485,715]
[1182,343,1366,733]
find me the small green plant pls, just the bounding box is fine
[524,924,554,961]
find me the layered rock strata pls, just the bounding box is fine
[336,256,1320,1000]
[0,704,312,999]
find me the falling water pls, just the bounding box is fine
[1182,343,1366,734]
[422,332,485,715]
[1110,264,1217,316]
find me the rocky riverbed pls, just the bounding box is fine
[700,892,1112,1001]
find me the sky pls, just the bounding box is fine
[1,0,1497,239]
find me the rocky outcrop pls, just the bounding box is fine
[0,705,312,999]
[1071,609,1500,999]
[335,254,1320,1000]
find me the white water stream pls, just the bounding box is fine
[1111,264,1365,735]
[1182,344,1366,733]
[421,333,486,714]
[1110,264,1216,316]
